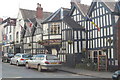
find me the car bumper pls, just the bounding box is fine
[41,65,62,70]
[112,75,118,80]
[18,61,26,65]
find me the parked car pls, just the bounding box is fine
[112,70,120,80]
[2,53,14,63]
[10,53,32,66]
[25,54,62,72]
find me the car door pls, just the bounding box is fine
[28,57,36,68]
[12,54,20,64]
[11,55,17,64]
[33,56,45,69]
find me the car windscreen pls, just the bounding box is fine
[8,54,14,57]
[22,55,31,58]
[46,55,59,60]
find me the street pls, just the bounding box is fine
[2,62,96,78]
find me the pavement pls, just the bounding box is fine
[59,67,114,78]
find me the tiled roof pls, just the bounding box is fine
[63,16,85,30]
[43,8,70,23]
[20,8,36,20]
[102,0,116,12]
[75,3,90,15]
[20,8,52,20]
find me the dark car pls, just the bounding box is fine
[2,53,14,63]
[112,70,120,80]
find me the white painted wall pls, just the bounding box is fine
[50,35,61,39]
[15,10,24,43]
[0,24,4,43]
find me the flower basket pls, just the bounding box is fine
[102,48,107,52]
[62,48,66,50]
[28,43,31,46]
[37,40,44,44]
[11,41,15,44]
[107,38,113,44]
[68,40,73,44]
[20,40,23,42]
[82,48,86,53]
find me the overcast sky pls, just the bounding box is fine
[0,0,118,19]
[0,0,93,19]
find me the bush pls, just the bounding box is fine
[76,58,98,71]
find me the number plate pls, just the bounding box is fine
[51,62,57,64]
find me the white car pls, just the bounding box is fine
[10,53,31,66]
[25,54,62,71]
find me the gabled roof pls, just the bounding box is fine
[20,8,36,20]
[20,8,52,38]
[43,7,70,23]
[63,16,85,30]
[102,0,116,12]
[1,18,16,27]
[75,2,89,16]
[117,1,120,11]
[88,0,116,16]
[20,8,52,21]
[70,1,89,16]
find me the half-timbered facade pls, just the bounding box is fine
[59,1,89,63]
[87,0,118,70]
[22,3,51,55]
[42,8,70,55]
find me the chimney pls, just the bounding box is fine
[36,3,43,19]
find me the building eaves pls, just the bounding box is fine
[63,16,85,30]
[43,7,70,23]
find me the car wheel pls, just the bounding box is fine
[37,65,42,72]
[25,63,30,69]
[2,59,5,63]
[10,61,13,65]
[16,61,20,66]
[118,76,120,80]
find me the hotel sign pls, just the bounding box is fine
[42,39,61,46]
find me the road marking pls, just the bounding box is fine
[8,77,22,78]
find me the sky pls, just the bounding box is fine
[0,0,118,19]
[0,0,92,19]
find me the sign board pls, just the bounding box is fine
[42,39,61,46]
[98,55,107,71]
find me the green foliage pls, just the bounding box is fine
[67,40,73,44]
[76,58,98,71]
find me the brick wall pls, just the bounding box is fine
[117,18,120,69]
[116,18,120,69]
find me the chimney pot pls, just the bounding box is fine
[36,3,43,19]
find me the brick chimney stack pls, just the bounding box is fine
[36,3,43,19]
